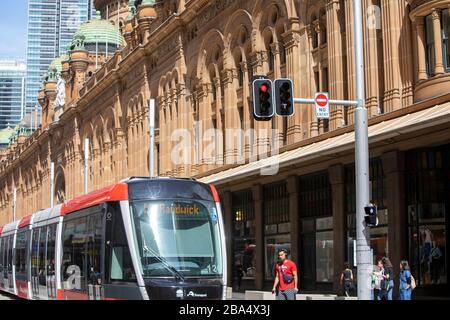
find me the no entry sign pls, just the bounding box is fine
[315,92,330,119]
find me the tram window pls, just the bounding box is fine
[46,224,57,277]
[87,214,102,285]
[62,217,87,291]
[38,227,46,283]
[110,211,136,282]
[15,231,27,274]
[31,229,40,278]
[8,236,13,273]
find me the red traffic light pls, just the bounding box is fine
[260,84,269,93]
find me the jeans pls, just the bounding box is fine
[378,280,394,300]
[399,288,412,300]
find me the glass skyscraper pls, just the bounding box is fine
[0,60,26,130]
[25,0,95,115]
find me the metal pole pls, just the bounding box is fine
[50,162,55,208]
[353,0,372,300]
[13,188,17,222]
[85,138,89,194]
[149,99,156,178]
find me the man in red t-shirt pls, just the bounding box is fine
[272,249,298,300]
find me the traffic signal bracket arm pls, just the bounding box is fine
[293,98,359,107]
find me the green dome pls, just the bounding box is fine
[0,126,15,145]
[71,17,125,49]
[48,53,69,73]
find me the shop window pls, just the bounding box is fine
[406,147,448,287]
[300,172,332,218]
[299,173,333,289]
[232,190,256,286]
[426,14,436,77]
[315,218,334,283]
[263,182,290,280]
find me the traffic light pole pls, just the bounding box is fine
[353,0,372,300]
[290,0,372,300]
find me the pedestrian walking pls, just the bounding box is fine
[379,257,395,300]
[271,249,298,300]
[399,260,413,300]
[340,262,354,297]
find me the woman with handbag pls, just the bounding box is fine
[399,260,413,300]
[271,249,298,300]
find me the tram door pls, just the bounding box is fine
[2,237,9,289]
[30,228,41,299]
[87,213,103,300]
[61,208,104,300]
[7,236,14,291]
[31,225,58,300]
[45,225,57,299]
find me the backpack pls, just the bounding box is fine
[410,275,416,290]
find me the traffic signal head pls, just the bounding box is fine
[252,79,274,121]
[364,204,378,227]
[274,79,294,117]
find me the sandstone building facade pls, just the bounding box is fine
[1,0,450,296]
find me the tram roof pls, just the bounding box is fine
[0,220,19,236]
[33,205,62,225]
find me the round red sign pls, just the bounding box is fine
[315,93,328,107]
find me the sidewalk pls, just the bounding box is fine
[230,291,357,300]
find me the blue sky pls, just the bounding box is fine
[0,0,28,60]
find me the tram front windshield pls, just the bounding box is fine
[130,199,223,278]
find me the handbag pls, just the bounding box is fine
[280,267,294,284]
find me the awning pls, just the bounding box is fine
[199,102,450,185]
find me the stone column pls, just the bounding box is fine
[249,51,271,158]
[222,68,240,165]
[432,9,445,75]
[283,26,303,143]
[198,83,214,173]
[287,176,300,265]
[240,61,252,161]
[364,0,379,117]
[381,150,406,300]
[271,42,284,147]
[213,78,224,166]
[252,184,264,290]
[222,191,234,288]
[400,5,414,107]
[381,1,403,112]
[326,0,346,130]
[329,164,346,294]
[345,0,356,124]
[415,17,428,81]
[306,25,319,137]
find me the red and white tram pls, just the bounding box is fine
[0,177,227,300]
